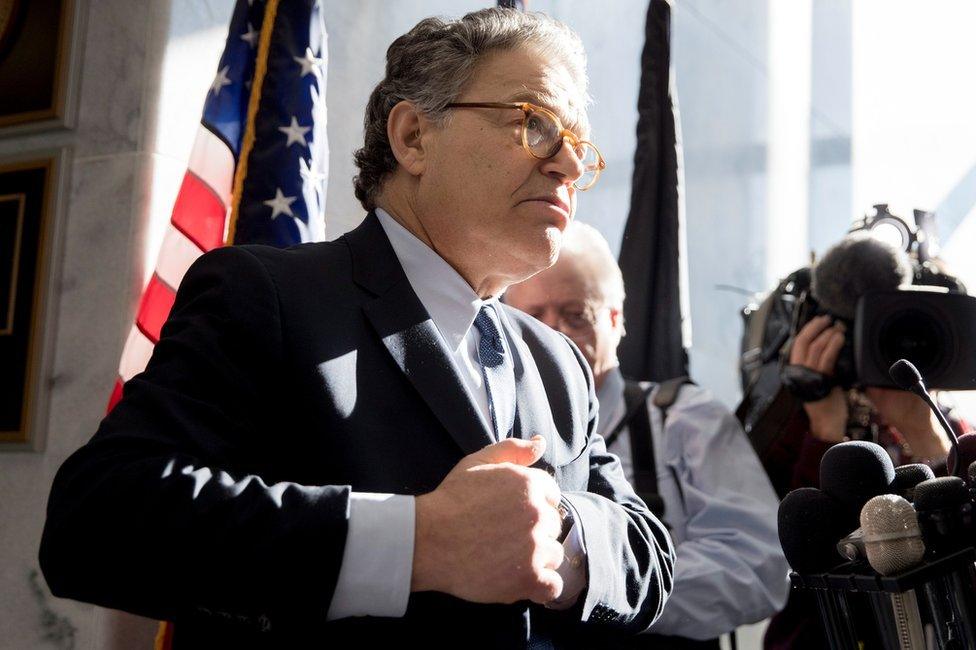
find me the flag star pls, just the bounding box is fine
[278,116,312,148]
[240,23,259,47]
[293,48,323,77]
[210,65,232,96]
[264,188,297,219]
[300,158,327,185]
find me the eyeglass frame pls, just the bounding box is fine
[443,101,607,190]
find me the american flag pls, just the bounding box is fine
[109,0,328,414]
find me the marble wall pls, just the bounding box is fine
[0,0,179,646]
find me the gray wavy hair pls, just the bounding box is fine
[353,7,590,211]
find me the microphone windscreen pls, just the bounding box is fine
[860,494,925,575]
[820,441,896,526]
[947,432,976,477]
[778,487,851,573]
[892,463,936,501]
[889,358,923,391]
[811,232,913,320]
[913,476,968,511]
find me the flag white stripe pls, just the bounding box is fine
[118,324,156,382]
[155,225,204,291]
[188,125,234,207]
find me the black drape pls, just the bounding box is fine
[617,0,688,382]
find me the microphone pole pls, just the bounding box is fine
[888,359,961,475]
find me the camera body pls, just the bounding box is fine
[855,288,976,390]
[789,284,976,391]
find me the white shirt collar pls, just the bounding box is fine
[596,366,627,438]
[375,208,495,354]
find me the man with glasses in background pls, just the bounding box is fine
[507,222,789,649]
[41,7,674,648]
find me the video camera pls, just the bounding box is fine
[736,205,976,484]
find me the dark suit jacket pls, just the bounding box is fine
[40,212,674,648]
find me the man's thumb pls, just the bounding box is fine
[468,435,546,467]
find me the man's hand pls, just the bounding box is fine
[790,315,848,442]
[411,435,566,605]
[865,386,950,461]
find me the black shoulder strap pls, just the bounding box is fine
[624,380,664,518]
[630,376,695,520]
[604,381,655,450]
[653,375,694,416]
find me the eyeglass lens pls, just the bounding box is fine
[523,109,600,189]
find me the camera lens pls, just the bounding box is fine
[876,308,947,377]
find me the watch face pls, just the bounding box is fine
[0,0,22,61]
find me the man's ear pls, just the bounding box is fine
[387,100,429,177]
[609,306,626,339]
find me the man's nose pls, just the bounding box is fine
[540,139,585,186]
[539,311,563,332]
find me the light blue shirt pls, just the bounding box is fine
[597,367,789,639]
[326,209,586,620]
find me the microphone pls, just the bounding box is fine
[908,477,976,648]
[778,487,852,573]
[779,487,862,647]
[837,467,935,561]
[913,476,971,556]
[860,493,928,650]
[820,441,896,528]
[891,463,935,502]
[889,359,962,477]
[948,434,976,480]
[860,494,926,576]
[812,232,913,321]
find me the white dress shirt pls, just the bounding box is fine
[326,209,586,620]
[597,367,789,640]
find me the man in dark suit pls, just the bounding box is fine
[40,8,674,648]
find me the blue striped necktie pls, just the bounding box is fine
[473,304,516,440]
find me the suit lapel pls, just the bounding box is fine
[501,308,581,471]
[347,212,494,456]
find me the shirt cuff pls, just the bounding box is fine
[325,493,415,620]
[547,499,588,610]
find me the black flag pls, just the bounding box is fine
[617,0,687,382]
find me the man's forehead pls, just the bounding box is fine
[506,88,589,136]
[468,48,589,134]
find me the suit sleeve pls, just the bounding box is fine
[39,246,351,629]
[558,337,676,634]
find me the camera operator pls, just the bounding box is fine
[762,254,972,650]
[783,314,953,485]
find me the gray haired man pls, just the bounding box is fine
[41,8,674,649]
[507,222,789,648]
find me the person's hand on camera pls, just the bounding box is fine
[864,386,950,462]
[790,315,849,442]
[411,435,567,605]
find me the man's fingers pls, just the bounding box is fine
[540,538,565,570]
[816,326,846,374]
[790,315,832,363]
[529,568,564,605]
[467,435,546,467]
[526,467,562,509]
[537,501,563,540]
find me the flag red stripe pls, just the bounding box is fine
[108,379,124,412]
[170,172,227,251]
[135,274,177,343]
